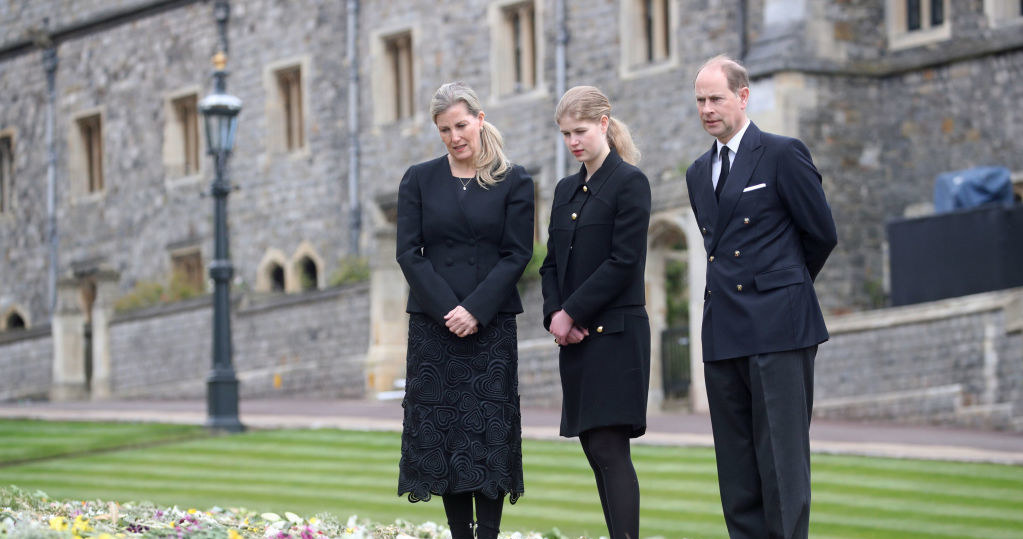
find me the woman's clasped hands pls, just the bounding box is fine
[549,309,589,346]
[444,305,479,338]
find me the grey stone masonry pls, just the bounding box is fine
[4,0,1023,324]
[516,280,562,408]
[0,325,53,401]
[815,288,1023,431]
[107,283,370,400]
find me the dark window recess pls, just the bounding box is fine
[270,264,285,292]
[299,257,317,290]
[6,312,25,330]
[930,0,944,26]
[908,0,922,30]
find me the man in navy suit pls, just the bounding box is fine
[684,55,837,539]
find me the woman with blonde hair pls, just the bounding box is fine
[539,85,651,539]
[395,81,533,539]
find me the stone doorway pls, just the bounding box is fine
[646,209,708,412]
[51,267,118,400]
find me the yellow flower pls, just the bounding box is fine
[72,515,93,535]
[228,529,243,539]
[96,534,116,539]
[49,516,69,531]
[308,518,318,525]
[188,509,198,514]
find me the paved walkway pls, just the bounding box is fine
[1,398,1022,464]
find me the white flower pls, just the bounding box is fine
[261,512,282,522]
[285,512,303,524]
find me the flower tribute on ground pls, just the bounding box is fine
[0,487,558,539]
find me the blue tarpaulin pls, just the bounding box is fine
[933,166,1013,213]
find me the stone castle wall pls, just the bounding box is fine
[0,325,53,401]
[816,289,1023,431]
[107,283,371,399]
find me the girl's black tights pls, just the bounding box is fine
[442,491,505,539]
[580,425,640,539]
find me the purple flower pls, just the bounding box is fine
[126,523,150,533]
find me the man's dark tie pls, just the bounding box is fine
[715,146,730,201]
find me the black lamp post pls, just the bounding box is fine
[200,0,243,433]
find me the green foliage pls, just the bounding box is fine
[299,269,317,291]
[113,272,205,313]
[864,277,888,309]
[520,242,547,283]
[328,257,370,287]
[665,257,689,327]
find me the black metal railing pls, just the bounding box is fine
[660,326,690,400]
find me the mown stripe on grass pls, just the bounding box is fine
[3,425,1021,539]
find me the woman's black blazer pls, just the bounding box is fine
[540,150,651,329]
[396,155,534,328]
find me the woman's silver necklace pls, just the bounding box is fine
[455,176,473,190]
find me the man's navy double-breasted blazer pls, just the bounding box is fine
[396,155,534,328]
[685,122,837,361]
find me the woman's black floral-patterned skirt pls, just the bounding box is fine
[397,313,524,504]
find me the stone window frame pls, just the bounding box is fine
[371,26,419,126]
[169,246,206,292]
[256,248,289,293]
[264,57,312,157]
[489,0,546,103]
[288,241,324,292]
[162,86,205,187]
[886,0,951,50]
[619,0,678,80]
[69,108,107,203]
[1,305,29,331]
[984,0,1023,27]
[0,128,13,218]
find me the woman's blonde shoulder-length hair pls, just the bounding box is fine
[430,81,511,188]
[554,85,641,165]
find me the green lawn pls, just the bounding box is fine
[1,422,1021,538]
[0,419,204,464]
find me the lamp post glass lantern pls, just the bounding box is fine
[200,76,244,432]
[199,92,241,156]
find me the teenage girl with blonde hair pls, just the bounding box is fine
[540,85,651,539]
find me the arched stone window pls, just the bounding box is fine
[298,256,318,291]
[2,307,28,331]
[289,241,324,292]
[256,248,289,293]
